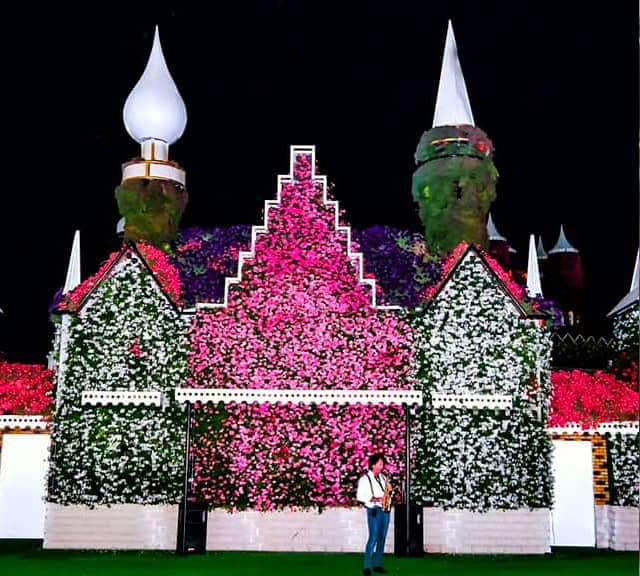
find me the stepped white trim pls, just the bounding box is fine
[81,390,162,407]
[175,387,423,406]
[194,146,400,312]
[431,393,512,410]
[0,415,49,430]
[548,421,639,435]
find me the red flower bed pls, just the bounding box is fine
[550,369,639,427]
[0,360,54,416]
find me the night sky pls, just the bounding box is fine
[0,2,637,364]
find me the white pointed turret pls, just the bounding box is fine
[548,225,579,254]
[526,234,543,297]
[608,248,640,317]
[630,248,639,292]
[536,236,548,260]
[122,27,186,186]
[63,231,81,294]
[116,217,125,236]
[433,20,475,128]
[486,212,507,242]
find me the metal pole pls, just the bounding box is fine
[405,403,410,555]
[180,401,192,554]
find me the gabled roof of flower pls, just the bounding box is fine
[54,242,182,314]
[422,242,547,319]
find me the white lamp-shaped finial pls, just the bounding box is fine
[123,26,186,154]
[121,27,187,185]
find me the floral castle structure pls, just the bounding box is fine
[0,22,636,553]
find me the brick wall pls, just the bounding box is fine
[594,505,639,551]
[206,508,393,552]
[43,503,178,549]
[44,504,560,554]
[424,508,551,554]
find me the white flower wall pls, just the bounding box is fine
[612,305,639,358]
[608,433,640,507]
[411,251,553,511]
[48,252,189,505]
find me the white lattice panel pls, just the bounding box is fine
[0,415,48,430]
[548,422,639,436]
[431,393,512,410]
[81,390,162,406]
[174,388,423,406]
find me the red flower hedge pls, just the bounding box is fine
[0,360,54,416]
[550,369,639,427]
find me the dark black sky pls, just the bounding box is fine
[0,2,637,363]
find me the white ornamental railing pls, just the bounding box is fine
[547,421,639,436]
[174,388,423,406]
[0,415,49,430]
[81,390,163,407]
[431,393,512,410]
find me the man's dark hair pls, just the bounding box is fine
[368,453,386,469]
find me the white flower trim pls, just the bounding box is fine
[81,390,163,407]
[175,388,423,406]
[0,415,48,430]
[547,421,639,435]
[193,145,400,311]
[431,393,512,410]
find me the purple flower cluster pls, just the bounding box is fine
[352,225,440,308]
[171,226,252,307]
[171,224,440,309]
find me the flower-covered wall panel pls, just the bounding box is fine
[188,152,413,509]
[411,249,553,510]
[48,250,189,505]
[412,408,552,510]
[612,305,639,363]
[191,403,405,511]
[607,433,639,507]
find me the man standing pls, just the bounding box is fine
[356,453,390,575]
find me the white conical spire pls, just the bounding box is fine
[608,248,640,317]
[433,20,475,128]
[63,231,81,294]
[548,225,579,254]
[116,217,125,236]
[527,234,543,297]
[486,212,507,242]
[123,27,187,154]
[536,236,548,260]
[630,248,639,291]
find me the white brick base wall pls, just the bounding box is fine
[595,505,639,551]
[43,503,178,549]
[206,508,393,552]
[424,507,551,554]
[43,504,558,554]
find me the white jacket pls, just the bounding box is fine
[356,471,387,509]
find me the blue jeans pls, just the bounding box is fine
[364,507,390,569]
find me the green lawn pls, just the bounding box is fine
[1,542,637,575]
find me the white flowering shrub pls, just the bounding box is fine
[612,305,639,361]
[48,252,189,505]
[411,250,553,510]
[608,433,639,507]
